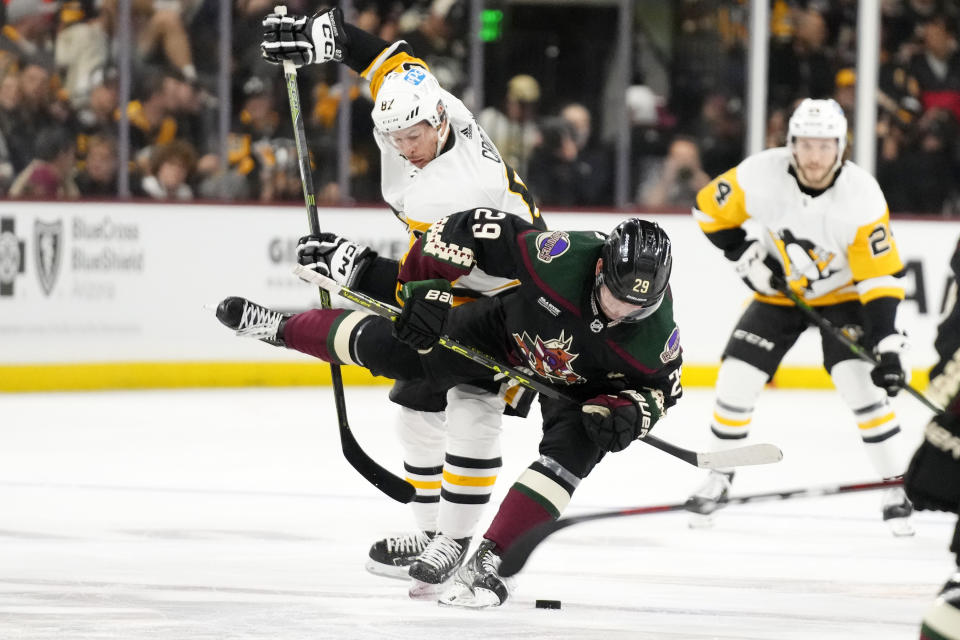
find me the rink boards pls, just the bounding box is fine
[0,202,956,391]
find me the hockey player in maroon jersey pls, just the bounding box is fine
[216,208,683,606]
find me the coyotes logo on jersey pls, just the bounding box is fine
[512,331,583,384]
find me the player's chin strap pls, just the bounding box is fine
[775,283,942,414]
[294,265,784,472]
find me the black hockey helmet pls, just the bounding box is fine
[596,218,672,319]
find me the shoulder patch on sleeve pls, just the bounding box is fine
[535,231,571,263]
[660,326,681,363]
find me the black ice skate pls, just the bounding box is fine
[216,297,289,347]
[439,539,510,608]
[881,486,915,537]
[922,571,960,639]
[366,530,434,579]
[407,533,471,599]
[684,470,735,528]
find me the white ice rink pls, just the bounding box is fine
[1,385,953,639]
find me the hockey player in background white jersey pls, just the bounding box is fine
[260,7,545,595]
[684,98,914,535]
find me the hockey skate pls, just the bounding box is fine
[881,486,915,537]
[407,533,471,599]
[921,571,960,639]
[684,470,735,528]
[216,297,289,346]
[439,539,511,608]
[365,531,434,579]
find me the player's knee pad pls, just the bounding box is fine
[830,359,900,442]
[711,358,768,440]
[394,407,446,464]
[444,385,504,458]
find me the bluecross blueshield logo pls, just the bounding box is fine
[0,217,25,297]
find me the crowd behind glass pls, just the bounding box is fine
[1,0,958,215]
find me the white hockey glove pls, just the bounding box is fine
[296,233,374,287]
[870,333,908,397]
[732,241,785,296]
[261,7,347,67]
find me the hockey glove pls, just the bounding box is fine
[261,7,347,67]
[904,412,960,513]
[394,279,453,354]
[870,333,908,397]
[296,233,374,287]
[730,241,785,296]
[581,388,665,453]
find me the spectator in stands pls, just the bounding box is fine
[127,70,181,169]
[560,102,613,205]
[9,125,78,198]
[525,116,586,207]
[3,63,62,173]
[479,74,541,176]
[399,0,467,94]
[694,90,744,178]
[75,134,118,196]
[54,0,108,110]
[636,135,710,208]
[768,7,835,110]
[100,0,197,84]
[908,14,960,123]
[140,139,196,200]
[0,0,56,71]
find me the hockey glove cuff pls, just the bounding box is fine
[261,7,347,67]
[394,279,453,354]
[731,241,785,296]
[296,233,375,287]
[581,388,665,453]
[905,413,960,513]
[870,333,908,397]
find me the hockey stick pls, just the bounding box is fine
[294,265,784,470]
[498,477,903,577]
[776,285,942,413]
[277,9,414,504]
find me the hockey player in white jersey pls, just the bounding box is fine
[684,98,914,535]
[260,7,545,595]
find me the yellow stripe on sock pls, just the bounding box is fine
[442,470,497,487]
[405,478,442,490]
[858,412,896,430]
[713,411,751,427]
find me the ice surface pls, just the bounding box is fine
[0,386,952,639]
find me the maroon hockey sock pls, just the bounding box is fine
[483,486,554,552]
[282,309,352,363]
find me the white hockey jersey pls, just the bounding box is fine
[360,48,542,297]
[693,147,904,307]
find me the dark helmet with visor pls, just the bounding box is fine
[595,218,672,322]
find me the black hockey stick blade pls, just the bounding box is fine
[280,42,414,504]
[499,477,903,577]
[294,266,783,471]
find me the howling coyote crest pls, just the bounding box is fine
[512,331,583,384]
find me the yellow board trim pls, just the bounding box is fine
[0,362,932,393]
[442,470,498,487]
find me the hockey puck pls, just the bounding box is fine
[535,599,561,609]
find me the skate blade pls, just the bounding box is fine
[886,517,915,537]
[364,560,412,581]
[438,583,503,609]
[408,578,449,600]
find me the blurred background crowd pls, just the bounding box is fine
[0,0,958,215]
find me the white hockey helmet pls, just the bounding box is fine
[787,98,848,175]
[371,66,447,135]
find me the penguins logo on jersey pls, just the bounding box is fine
[512,331,583,384]
[776,229,840,287]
